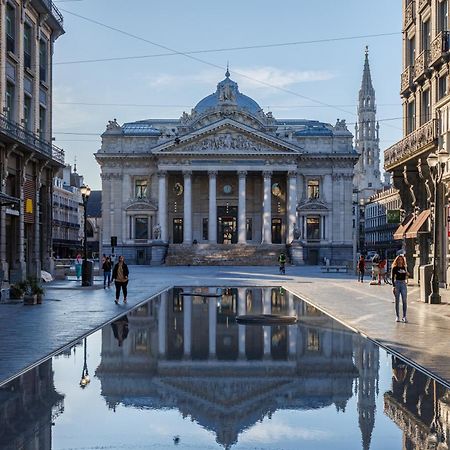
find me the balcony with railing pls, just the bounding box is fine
[384,119,437,170]
[404,1,415,29]
[430,31,450,66]
[0,114,64,165]
[33,0,64,28]
[401,65,414,95]
[413,49,430,81]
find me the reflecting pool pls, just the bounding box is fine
[1,287,449,449]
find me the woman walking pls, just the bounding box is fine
[112,256,129,305]
[75,254,82,281]
[357,255,365,282]
[392,255,408,323]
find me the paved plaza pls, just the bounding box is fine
[1,265,450,388]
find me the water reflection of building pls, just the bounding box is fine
[384,357,450,450]
[96,287,379,449]
[0,360,64,450]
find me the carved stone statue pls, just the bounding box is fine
[153,224,161,240]
[106,119,120,131]
[293,225,301,240]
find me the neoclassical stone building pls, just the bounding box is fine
[96,72,358,265]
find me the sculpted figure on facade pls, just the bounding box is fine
[106,119,121,131]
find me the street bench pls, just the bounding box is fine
[320,265,348,273]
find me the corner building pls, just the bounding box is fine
[97,72,358,265]
[384,0,450,286]
[0,0,64,281]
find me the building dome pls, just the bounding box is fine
[193,70,262,116]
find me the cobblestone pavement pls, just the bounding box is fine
[1,265,450,387]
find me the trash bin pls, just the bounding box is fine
[419,264,433,303]
[81,260,94,287]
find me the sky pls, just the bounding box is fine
[52,0,403,190]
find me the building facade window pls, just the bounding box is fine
[422,89,431,124]
[307,179,320,199]
[6,82,15,121]
[407,35,415,66]
[422,19,431,51]
[23,23,32,70]
[135,179,148,199]
[306,216,320,241]
[23,95,32,130]
[39,106,46,140]
[39,39,48,82]
[407,100,415,134]
[439,0,448,33]
[6,4,15,54]
[134,217,148,239]
[307,330,320,352]
[439,75,447,100]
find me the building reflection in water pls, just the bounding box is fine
[0,360,64,450]
[384,356,450,450]
[96,287,380,449]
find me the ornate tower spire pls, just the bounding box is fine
[353,46,382,199]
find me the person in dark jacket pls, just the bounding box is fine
[102,256,112,289]
[111,315,129,347]
[112,256,129,304]
[357,255,365,282]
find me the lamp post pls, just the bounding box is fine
[426,149,449,304]
[79,337,90,388]
[80,184,92,287]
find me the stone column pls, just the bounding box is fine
[287,170,297,243]
[18,158,28,278]
[208,171,217,243]
[262,171,272,244]
[183,171,192,244]
[263,287,271,357]
[183,294,192,358]
[238,288,246,358]
[288,293,297,358]
[34,166,43,278]
[238,171,247,244]
[340,175,345,242]
[158,291,167,356]
[208,295,217,357]
[157,171,168,241]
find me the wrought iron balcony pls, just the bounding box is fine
[417,0,430,12]
[0,114,64,165]
[401,65,414,95]
[413,49,430,81]
[33,0,64,28]
[430,31,450,66]
[384,119,437,170]
[404,1,415,29]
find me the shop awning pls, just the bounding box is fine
[393,214,414,240]
[405,209,431,239]
[0,192,20,207]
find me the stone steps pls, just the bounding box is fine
[165,244,287,266]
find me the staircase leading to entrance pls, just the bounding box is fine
[165,244,287,266]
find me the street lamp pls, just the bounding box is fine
[80,184,92,287]
[427,148,449,304]
[79,337,90,388]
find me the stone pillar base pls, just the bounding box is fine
[290,241,305,265]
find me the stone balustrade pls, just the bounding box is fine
[384,119,437,170]
[413,49,430,81]
[430,31,450,66]
[401,65,414,95]
[404,1,415,29]
[417,0,430,12]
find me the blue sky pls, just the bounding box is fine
[53,0,402,190]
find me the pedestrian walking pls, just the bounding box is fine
[112,255,129,304]
[102,256,112,289]
[357,255,365,282]
[75,254,82,281]
[278,252,286,275]
[391,254,409,323]
[111,315,129,347]
[371,253,381,284]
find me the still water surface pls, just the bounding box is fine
[1,287,447,449]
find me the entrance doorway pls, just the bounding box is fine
[271,218,282,244]
[173,218,183,244]
[217,206,237,244]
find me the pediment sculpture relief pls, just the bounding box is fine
[125,199,157,211]
[297,198,329,211]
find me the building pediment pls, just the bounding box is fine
[297,199,329,212]
[153,119,303,156]
[125,200,157,212]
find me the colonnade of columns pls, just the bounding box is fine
[157,169,298,244]
[158,288,298,359]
